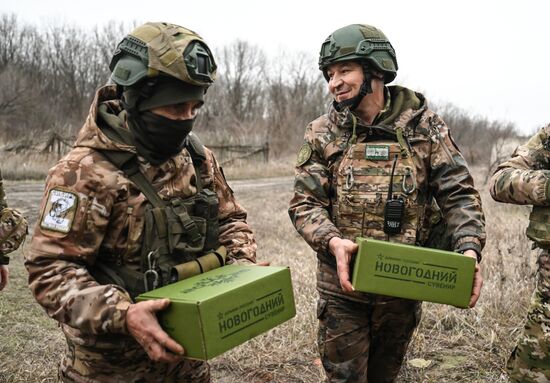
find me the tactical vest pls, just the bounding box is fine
[333,130,422,245]
[92,123,225,299]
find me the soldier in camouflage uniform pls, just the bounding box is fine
[0,167,28,290]
[288,24,485,382]
[490,123,550,382]
[25,22,257,383]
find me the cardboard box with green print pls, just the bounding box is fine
[351,238,475,308]
[136,265,296,360]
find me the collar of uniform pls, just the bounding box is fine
[331,87,392,129]
[372,87,391,125]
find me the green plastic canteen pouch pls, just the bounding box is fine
[136,265,296,360]
[351,238,475,308]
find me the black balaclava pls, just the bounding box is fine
[121,76,204,165]
[127,111,194,165]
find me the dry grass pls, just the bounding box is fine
[220,156,295,180]
[0,152,59,180]
[0,151,295,181]
[0,166,537,382]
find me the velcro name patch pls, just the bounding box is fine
[365,145,390,160]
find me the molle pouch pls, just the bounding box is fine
[167,198,206,254]
[140,199,206,289]
[140,191,220,288]
[335,141,420,244]
[140,197,206,267]
[193,189,219,251]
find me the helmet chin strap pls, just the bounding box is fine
[332,62,374,113]
[121,79,158,115]
[120,79,159,149]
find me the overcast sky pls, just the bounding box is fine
[2,0,548,135]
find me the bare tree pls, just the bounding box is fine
[0,14,19,71]
[197,40,268,145]
[265,52,328,156]
[0,13,519,166]
[434,101,518,181]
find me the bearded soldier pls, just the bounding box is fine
[288,24,485,382]
[490,124,550,382]
[0,167,28,290]
[26,22,256,382]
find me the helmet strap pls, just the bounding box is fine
[121,78,157,114]
[120,79,159,147]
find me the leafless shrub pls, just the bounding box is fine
[0,15,129,142]
[0,14,521,173]
[434,102,518,183]
[198,41,327,158]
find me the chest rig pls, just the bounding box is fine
[333,124,421,245]
[93,123,225,299]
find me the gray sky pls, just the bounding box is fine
[2,0,548,135]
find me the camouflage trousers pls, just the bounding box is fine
[58,325,210,383]
[507,251,550,383]
[316,258,421,383]
[317,292,421,383]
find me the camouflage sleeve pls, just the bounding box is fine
[207,151,257,264]
[25,157,132,335]
[0,167,7,211]
[490,124,550,205]
[427,113,486,255]
[288,122,341,254]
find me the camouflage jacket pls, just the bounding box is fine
[490,123,550,205]
[26,85,257,336]
[289,86,485,266]
[0,167,28,262]
[0,167,6,211]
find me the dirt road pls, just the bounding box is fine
[3,176,294,231]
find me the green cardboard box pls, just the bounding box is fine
[351,238,475,308]
[136,265,296,360]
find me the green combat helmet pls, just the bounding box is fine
[110,22,217,111]
[319,24,397,111]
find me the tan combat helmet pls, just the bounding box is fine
[110,22,217,87]
[109,22,217,111]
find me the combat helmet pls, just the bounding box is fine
[109,22,217,111]
[319,24,397,111]
[319,24,397,83]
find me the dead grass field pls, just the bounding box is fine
[0,152,296,181]
[0,166,537,383]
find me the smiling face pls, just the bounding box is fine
[326,61,365,103]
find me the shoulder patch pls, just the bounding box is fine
[296,143,313,166]
[40,188,79,234]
